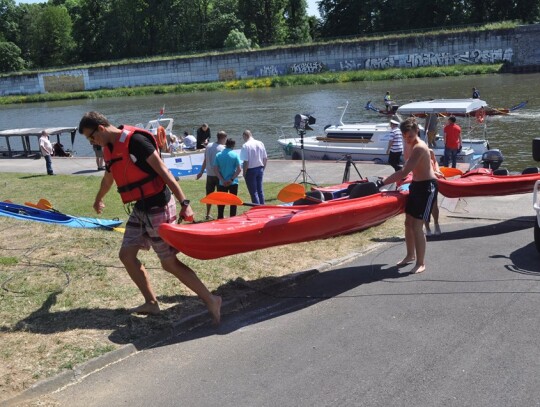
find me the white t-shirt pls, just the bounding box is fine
[240,137,267,169]
[183,134,197,150]
[39,135,53,156]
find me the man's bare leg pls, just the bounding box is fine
[410,217,427,274]
[161,256,222,324]
[119,246,160,315]
[397,215,416,266]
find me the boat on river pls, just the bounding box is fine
[0,201,123,229]
[366,100,528,117]
[0,127,77,158]
[158,182,407,260]
[277,100,486,168]
[438,167,540,198]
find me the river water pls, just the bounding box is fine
[1,73,539,171]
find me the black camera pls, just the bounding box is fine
[294,114,316,131]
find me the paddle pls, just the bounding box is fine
[276,183,323,204]
[200,192,259,207]
[34,198,125,233]
[439,167,463,178]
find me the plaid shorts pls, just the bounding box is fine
[121,197,179,260]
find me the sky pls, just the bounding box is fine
[17,0,321,17]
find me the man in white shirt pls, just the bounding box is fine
[240,129,267,204]
[386,118,403,171]
[182,131,197,150]
[39,130,55,175]
[196,131,226,220]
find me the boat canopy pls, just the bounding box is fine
[0,126,77,158]
[397,99,488,115]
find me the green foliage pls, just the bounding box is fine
[28,5,75,67]
[224,28,251,49]
[0,41,25,73]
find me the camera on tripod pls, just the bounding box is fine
[294,114,316,131]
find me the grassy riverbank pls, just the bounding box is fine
[0,172,404,402]
[0,64,503,106]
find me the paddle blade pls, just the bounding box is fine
[37,198,54,210]
[277,183,306,203]
[440,167,463,178]
[24,201,40,208]
[201,192,243,206]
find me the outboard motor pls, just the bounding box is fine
[481,149,504,170]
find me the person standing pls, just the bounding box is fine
[39,130,54,175]
[93,144,105,170]
[424,113,438,148]
[443,116,462,168]
[472,87,480,99]
[240,129,267,204]
[424,149,443,236]
[214,137,242,219]
[196,123,211,149]
[386,118,403,171]
[196,130,227,220]
[379,117,438,275]
[78,111,221,323]
[384,91,393,112]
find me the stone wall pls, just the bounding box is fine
[0,25,538,96]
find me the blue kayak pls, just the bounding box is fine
[0,201,123,229]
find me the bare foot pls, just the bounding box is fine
[129,302,160,316]
[207,295,222,325]
[410,264,426,274]
[396,257,415,267]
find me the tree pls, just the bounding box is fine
[0,41,25,73]
[285,0,311,43]
[223,28,251,49]
[0,0,17,42]
[238,0,288,45]
[28,5,75,67]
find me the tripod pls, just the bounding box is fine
[292,129,317,187]
[340,154,363,183]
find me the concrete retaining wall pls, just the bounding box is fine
[1,25,538,96]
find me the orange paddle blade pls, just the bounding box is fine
[24,201,40,208]
[440,167,463,178]
[277,183,306,203]
[37,198,54,210]
[201,192,244,206]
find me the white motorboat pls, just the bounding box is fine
[278,100,489,168]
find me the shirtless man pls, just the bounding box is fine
[379,117,438,274]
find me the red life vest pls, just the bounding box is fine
[104,125,165,204]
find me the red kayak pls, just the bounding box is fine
[158,189,407,260]
[438,168,540,198]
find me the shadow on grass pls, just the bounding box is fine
[19,174,47,179]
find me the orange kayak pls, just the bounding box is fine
[158,190,407,260]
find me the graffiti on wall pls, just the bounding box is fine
[339,60,364,71]
[289,61,324,74]
[364,48,513,69]
[258,65,280,76]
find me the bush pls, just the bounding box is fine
[0,42,26,73]
[224,29,251,50]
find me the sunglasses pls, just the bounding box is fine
[85,127,98,142]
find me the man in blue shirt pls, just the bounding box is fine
[213,137,242,219]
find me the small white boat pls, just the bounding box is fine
[278,101,487,168]
[0,127,77,158]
